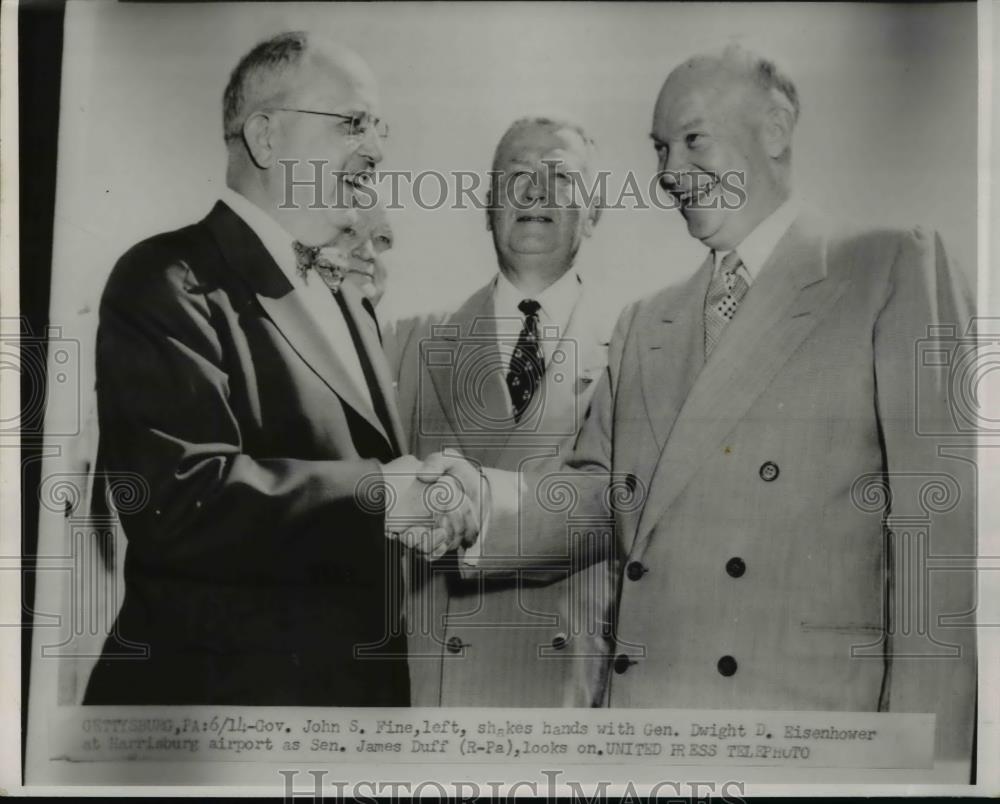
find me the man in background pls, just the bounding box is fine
[341,200,393,308]
[391,117,618,706]
[85,31,476,706]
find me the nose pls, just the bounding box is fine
[356,239,376,262]
[658,153,687,192]
[356,127,384,165]
[521,172,549,205]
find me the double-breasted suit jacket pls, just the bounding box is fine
[484,212,976,759]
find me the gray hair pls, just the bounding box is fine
[222,31,309,143]
[490,116,602,210]
[490,116,598,173]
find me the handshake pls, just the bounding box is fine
[377,453,487,560]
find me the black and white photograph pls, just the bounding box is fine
[3,0,997,796]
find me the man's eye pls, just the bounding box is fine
[376,235,392,248]
[342,227,356,237]
[686,133,707,148]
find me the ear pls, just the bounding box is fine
[242,111,276,169]
[761,105,794,159]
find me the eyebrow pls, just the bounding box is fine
[650,117,708,142]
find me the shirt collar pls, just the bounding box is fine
[714,195,801,283]
[493,268,583,332]
[222,188,300,284]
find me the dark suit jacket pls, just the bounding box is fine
[84,201,410,706]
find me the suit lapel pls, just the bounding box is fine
[632,213,847,556]
[532,281,608,440]
[340,282,407,453]
[204,201,394,447]
[639,255,714,452]
[422,282,515,464]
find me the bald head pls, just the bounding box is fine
[651,44,798,251]
[657,44,799,145]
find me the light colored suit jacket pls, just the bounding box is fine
[484,212,976,760]
[388,276,616,706]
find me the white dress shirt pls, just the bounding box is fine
[493,266,582,363]
[221,189,373,413]
[713,195,802,285]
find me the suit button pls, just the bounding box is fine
[759,461,779,482]
[613,653,636,674]
[626,561,647,581]
[725,557,746,578]
[446,636,465,654]
[552,633,568,651]
[717,655,738,676]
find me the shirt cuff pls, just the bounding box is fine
[459,466,521,570]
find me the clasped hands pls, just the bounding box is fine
[379,453,486,560]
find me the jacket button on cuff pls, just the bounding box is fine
[717,655,738,676]
[552,633,568,651]
[725,557,746,578]
[626,560,646,581]
[446,636,464,654]
[759,461,779,482]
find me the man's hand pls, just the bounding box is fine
[378,454,483,560]
[415,452,486,548]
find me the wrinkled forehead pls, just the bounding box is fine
[494,124,591,171]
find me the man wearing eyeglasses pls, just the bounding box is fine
[84,31,479,707]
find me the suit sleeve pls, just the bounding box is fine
[873,227,977,762]
[97,252,385,581]
[476,302,638,565]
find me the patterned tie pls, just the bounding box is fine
[704,250,750,357]
[292,241,345,293]
[506,299,545,422]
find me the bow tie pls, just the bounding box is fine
[292,241,345,293]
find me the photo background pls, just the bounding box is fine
[33,0,978,707]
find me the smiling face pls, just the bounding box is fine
[487,123,596,282]
[269,48,384,207]
[651,62,785,251]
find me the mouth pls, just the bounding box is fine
[346,264,375,278]
[344,167,376,190]
[671,173,719,210]
[516,214,554,223]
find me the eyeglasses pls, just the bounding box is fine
[271,108,389,140]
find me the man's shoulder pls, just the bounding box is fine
[800,209,936,270]
[103,215,219,307]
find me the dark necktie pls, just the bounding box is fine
[506,299,545,422]
[293,240,398,455]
